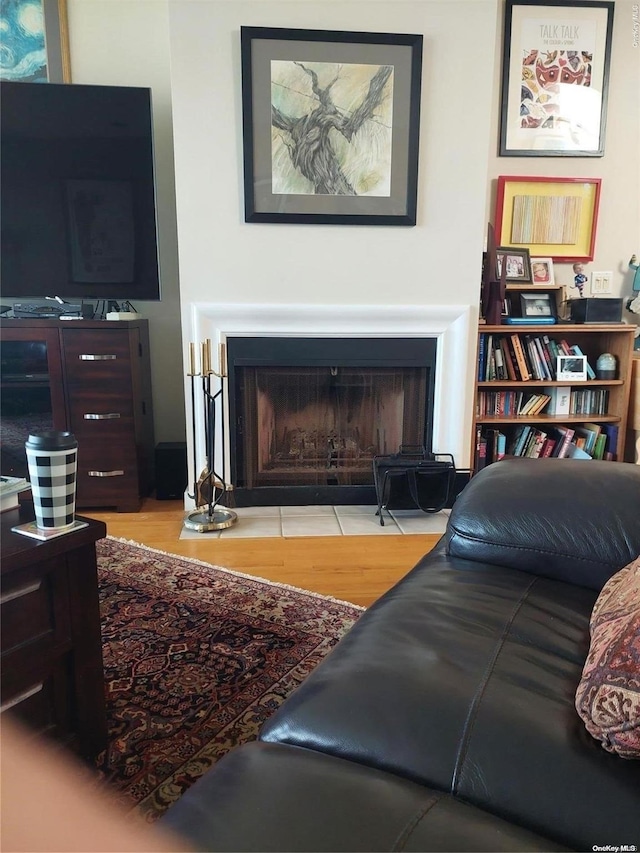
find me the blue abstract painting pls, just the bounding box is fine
[0,0,48,82]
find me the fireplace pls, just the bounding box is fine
[187,302,475,509]
[227,337,436,505]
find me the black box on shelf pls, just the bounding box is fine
[570,297,623,324]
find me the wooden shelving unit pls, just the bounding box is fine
[472,322,635,470]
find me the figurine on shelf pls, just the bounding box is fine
[629,255,640,291]
[626,255,640,317]
[572,262,588,297]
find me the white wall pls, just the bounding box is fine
[168,0,499,466]
[67,0,185,443]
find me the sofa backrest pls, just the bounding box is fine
[446,458,640,590]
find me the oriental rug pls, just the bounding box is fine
[94,537,363,822]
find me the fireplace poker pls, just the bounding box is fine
[184,339,237,533]
[187,342,199,506]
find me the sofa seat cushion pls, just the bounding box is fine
[446,458,640,590]
[260,548,640,849]
[576,555,640,758]
[161,742,568,852]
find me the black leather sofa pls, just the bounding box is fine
[163,459,640,852]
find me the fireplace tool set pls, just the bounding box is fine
[184,339,238,533]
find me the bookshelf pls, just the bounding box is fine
[473,322,635,470]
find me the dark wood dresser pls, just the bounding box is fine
[0,506,107,760]
[0,318,155,511]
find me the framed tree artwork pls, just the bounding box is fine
[499,0,614,157]
[240,26,423,225]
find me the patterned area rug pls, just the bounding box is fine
[94,537,363,821]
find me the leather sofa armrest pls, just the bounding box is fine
[446,458,640,590]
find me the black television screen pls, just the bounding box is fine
[0,81,161,303]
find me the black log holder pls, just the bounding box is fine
[184,340,238,533]
[373,446,456,526]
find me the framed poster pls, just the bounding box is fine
[0,0,71,82]
[495,175,601,262]
[240,26,423,225]
[499,0,614,157]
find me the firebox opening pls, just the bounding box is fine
[227,337,436,506]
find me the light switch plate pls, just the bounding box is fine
[591,271,613,294]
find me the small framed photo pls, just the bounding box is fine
[530,257,555,287]
[519,291,556,318]
[496,247,532,283]
[557,355,587,382]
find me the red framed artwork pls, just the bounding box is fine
[495,175,601,262]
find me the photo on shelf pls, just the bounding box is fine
[530,257,555,286]
[557,355,588,382]
[520,291,557,319]
[496,246,532,283]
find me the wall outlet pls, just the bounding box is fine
[591,271,613,294]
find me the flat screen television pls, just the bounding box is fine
[0,81,161,305]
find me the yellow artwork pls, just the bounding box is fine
[496,177,600,261]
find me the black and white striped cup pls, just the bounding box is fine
[25,431,78,530]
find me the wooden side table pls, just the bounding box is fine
[0,506,107,760]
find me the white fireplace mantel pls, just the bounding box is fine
[187,302,475,500]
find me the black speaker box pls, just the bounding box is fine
[155,442,187,500]
[570,297,623,324]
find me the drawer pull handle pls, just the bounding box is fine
[79,354,117,361]
[88,470,125,477]
[0,580,42,605]
[1,683,43,714]
[83,413,121,420]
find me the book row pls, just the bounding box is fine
[478,332,595,383]
[476,387,609,418]
[475,423,619,469]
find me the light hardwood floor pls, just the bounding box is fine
[84,499,441,608]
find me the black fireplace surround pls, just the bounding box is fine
[227,337,438,507]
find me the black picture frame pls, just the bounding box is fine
[519,291,558,318]
[496,246,532,283]
[240,26,423,225]
[499,0,614,157]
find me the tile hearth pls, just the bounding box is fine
[179,505,451,540]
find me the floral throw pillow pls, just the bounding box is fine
[575,555,640,759]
